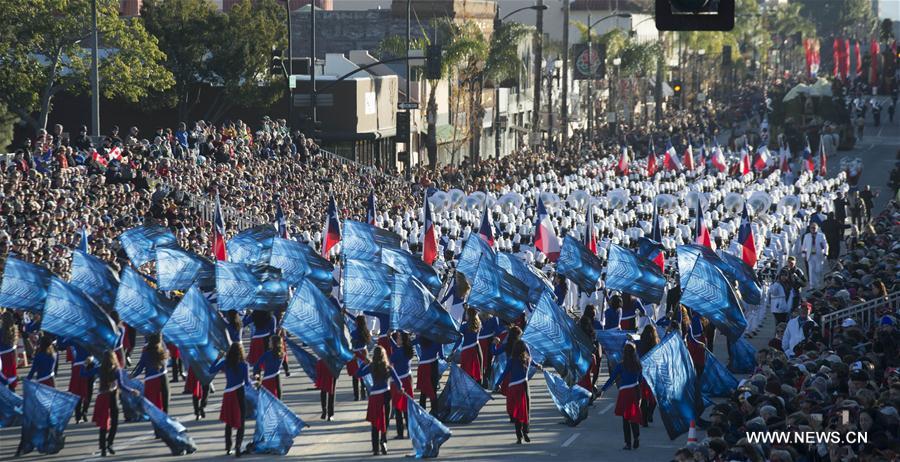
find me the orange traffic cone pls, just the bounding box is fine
[687,420,698,443]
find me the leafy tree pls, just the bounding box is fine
[0,105,17,152]
[0,0,173,134]
[796,0,876,39]
[880,19,895,42]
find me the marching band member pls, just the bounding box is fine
[26,335,56,387]
[347,315,371,402]
[389,331,415,439]
[0,311,19,391]
[413,335,442,413]
[131,333,169,412]
[600,342,644,450]
[82,351,138,457]
[497,338,537,444]
[454,308,483,383]
[253,333,285,399]
[356,346,402,456]
[209,342,252,457]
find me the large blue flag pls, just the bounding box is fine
[341,220,402,261]
[144,397,198,455]
[342,259,393,316]
[557,235,603,293]
[227,225,276,265]
[641,333,699,440]
[120,374,148,422]
[156,247,215,292]
[42,277,118,356]
[496,252,554,305]
[0,384,23,427]
[285,338,318,385]
[456,233,495,281]
[117,225,178,268]
[270,237,334,291]
[382,247,441,295]
[162,285,231,386]
[252,387,307,455]
[406,392,452,458]
[595,330,631,364]
[69,250,119,311]
[544,370,592,426]
[435,363,492,424]
[114,266,176,335]
[392,274,461,344]
[523,291,593,383]
[718,251,763,305]
[466,254,529,322]
[677,245,747,340]
[701,349,739,398]
[0,256,52,312]
[215,261,289,312]
[281,279,353,377]
[605,244,666,304]
[20,380,80,455]
[727,337,757,374]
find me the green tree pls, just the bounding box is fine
[797,0,876,39]
[880,19,895,42]
[0,105,17,152]
[0,0,173,133]
[141,0,218,123]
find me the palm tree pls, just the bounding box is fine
[482,22,529,161]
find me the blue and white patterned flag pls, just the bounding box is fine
[466,254,529,322]
[701,349,739,398]
[677,245,748,340]
[605,244,666,304]
[456,233,495,281]
[382,247,441,295]
[117,225,178,268]
[727,337,757,374]
[557,235,603,294]
[69,249,119,311]
[392,274,461,344]
[544,370,592,426]
[0,256,52,312]
[120,374,148,422]
[523,291,593,383]
[215,261,289,312]
[406,392,452,458]
[595,330,631,364]
[156,247,215,292]
[0,384,23,428]
[718,251,763,305]
[281,279,353,377]
[641,333,699,440]
[341,220,402,261]
[20,380,80,455]
[285,338,318,385]
[144,397,198,455]
[342,259,393,317]
[114,266,176,335]
[161,285,231,386]
[252,387,307,455]
[496,252,555,305]
[435,363,492,424]
[269,237,334,292]
[42,277,118,356]
[226,225,276,266]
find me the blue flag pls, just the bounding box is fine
[162,285,231,386]
[544,370,592,426]
[114,266,176,335]
[117,225,178,268]
[78,227,90,253]
[466,254,529,322]
[641,333,699,440]
[0,256,52,312]
[227,225,276,266]
[701,350,739,398]
[557,235,603,294]
[435,363,492,424]
[20,380,80,455]
[281,279,353,377]
[252,387,307,455]
[144,397,198,455]
[271,237,334,292]
[595,330,630,364]
[215,261,289,312]
[285,338,318,385]
[605,244,666,304]
[0,384,23,427]
[406,392,452,458]
[356,358,375,393]
[156,247,215,292]
[523,291,593,383]
[69,250,120,311]
[496,252,555,305]
[392,274,461,344]
[677,245,747,340]
[727,337,757,374]
[382,247,441,295]
[718,252,763,305]
[341,220,402,261]
[120,374,148,422]
[342,259,393,317]
[42,277,118,356]
[456,234,495,281]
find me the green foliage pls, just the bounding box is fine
[880,19,895,42]
[618,40,661,77]
[796,0,876,38]
[0,105,17,152]
[485,22,529,86]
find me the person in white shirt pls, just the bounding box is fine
[800,223,828,290]
[782,302,815,358]
[768,271,795,325]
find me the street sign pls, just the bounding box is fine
[398,102,419,110]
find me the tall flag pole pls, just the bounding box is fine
[584,204,597,255]
[213,192,228,261]
[738,203,757,268]
[422,193,438,265]
[477,198,495,247]
[533,194,561,261]
[321,195,342,257]
[694,200,713,250]
[366,191,377,226]
[274,196,289,239]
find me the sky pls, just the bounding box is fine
[880,0,900,21]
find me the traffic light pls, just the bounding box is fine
[396,111,411,141]
[672,80,683,98]
[270,48,283,77]
[425,45,442,80]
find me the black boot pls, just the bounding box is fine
[353,378,360,401]
[380,432,388,454]
[100,429,108,457]
[522,423,531,443]
[225,427,233,455]
[371,428,380,456]
[394,411,405,439]
[515,422,523,444]
[235,426,244,457]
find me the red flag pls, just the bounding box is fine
[646,147,658,177]
[833,38,840,78]
[818,138,827,177]
[753,146,769,171]
[421,193,438,265]
[694,202,713,250]
[477,201,495,247]
[739,148,751,175]
[711,143,727,172]
[212,193,227,261]
[870,39,880,87]
[321,195,341,257]
[855,41,862,79]
[683,143,695,171]
[90,150,109,167]
[738,203,757,268]
[584,205,597,255]
[663,140,682,171]
[534,195,560,261]
[616,146,630,176]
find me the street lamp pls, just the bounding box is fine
[586,12,631,141]
[493,3,548,159]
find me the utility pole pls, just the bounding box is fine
[90,0,100,138]
[405,0,412,163]
[310,1,317,128]
[531,0,544,145]
[655,30,664,124]
[286,0,293,129]
[587,12,593,141]
[561,0,570,143]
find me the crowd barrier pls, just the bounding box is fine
[820,291,900,342]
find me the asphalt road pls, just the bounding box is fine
[1,110,897,462]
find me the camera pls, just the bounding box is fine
[655,0,735,31]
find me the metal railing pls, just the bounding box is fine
[316,148,397,180]
[820,291,900,341]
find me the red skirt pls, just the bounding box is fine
[144,375,164,410]
[614,386,642,424]
[460,346,482,383]
[1,350,16,389]
[640,379,656,407]
[416,362,437,400]
[366,392,388,432]
[115,349,124,368]
[38,377,55,388]
[314,360,336,395]
[166,343,180,360]
[686,338,706,371]
[506,382,529,424]
[65,347,73,363]
[248,337,267,366]
[93,391,115,430]
[262,376,280,398]
[68,364,90,399]
[390,375,414,412]
[184,368,202,398]
[620,317,636,331]
[123,324,135,351]
[577,354,598,390]
[219,388,243,429]
[478,338,494,372]
[346,350,367,376]
[377,336,392,357]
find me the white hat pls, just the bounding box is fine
[841,318,857,328]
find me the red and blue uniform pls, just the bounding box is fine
[454,322,482,382]
[603,306,621,330]
[620,297,644,331]
[478,317,502,379]
[0,340,17,390]
[346,329,369,377]
[355,363,401,433]
[60,339,91,400]
[413,339,442,400]
[368,312,392,357]
[131,349,167,409]
[81,365,134,430]
[497,347,532,424]
[113,326,126,367]
[26,351,56,387]
[244,313,276,366]
[389,340,414,412]
[208,359,251,429]
[686,312,707,374]
[253,351,283,398]
[601,364,643,424]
